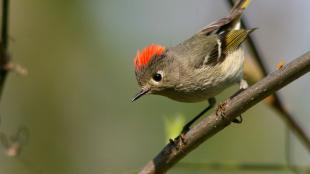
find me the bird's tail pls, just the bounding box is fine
[230,0,251,14]
[200,0,251,34]
[228,0,251,30]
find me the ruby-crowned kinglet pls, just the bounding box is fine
[132,0,254,134]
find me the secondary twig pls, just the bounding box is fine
[139,51,310,174]
[0,0,29,157]
[0,0,10,98]
[226,0,310,152]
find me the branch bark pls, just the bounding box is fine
[139,51,310,174]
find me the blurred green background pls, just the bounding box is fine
[0,0,309,173]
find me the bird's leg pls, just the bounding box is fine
[181,97,216,134]
[240,78,249,90]
[230,79,249,99]
[232,79,249,123]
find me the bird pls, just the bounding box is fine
[132,0,254,135]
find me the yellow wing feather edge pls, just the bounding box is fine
[223,28,256,54]
[241,0,251,9]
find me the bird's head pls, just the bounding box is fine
[132,44,178,101]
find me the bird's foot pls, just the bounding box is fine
[216,100,244,124]
[178,127,189,145]
[169,126,189,148]
[232,115,243,123]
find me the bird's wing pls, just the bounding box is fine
[199,0,251,35]
[175,29,253,68]
[204,29,255,66]
[172,0,253,68]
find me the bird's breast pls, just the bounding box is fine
[160,49,245,103]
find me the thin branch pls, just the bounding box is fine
[0,0,29,157]
[1,0,9,49]
[0,0,10,98]
[226,0,310,152]
[139,51,310,174]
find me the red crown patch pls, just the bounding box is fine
[134,44,165,70]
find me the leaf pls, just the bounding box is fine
[163,114,185,143]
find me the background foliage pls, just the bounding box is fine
[0,0,309,173]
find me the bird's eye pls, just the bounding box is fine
[152,73,162,82]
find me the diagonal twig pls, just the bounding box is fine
[0,0,29,157]
[0,0,10,98]
[226,0,310,152]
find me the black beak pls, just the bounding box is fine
[131,88,150,102]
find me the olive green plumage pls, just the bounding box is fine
[132,0,253,133]
[132,0,254,103]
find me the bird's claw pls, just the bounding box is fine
[179,132,186,144]
[216,101,244,124]
[181,125,190,135]
[232,115,243,123]
[169,130,188,149]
